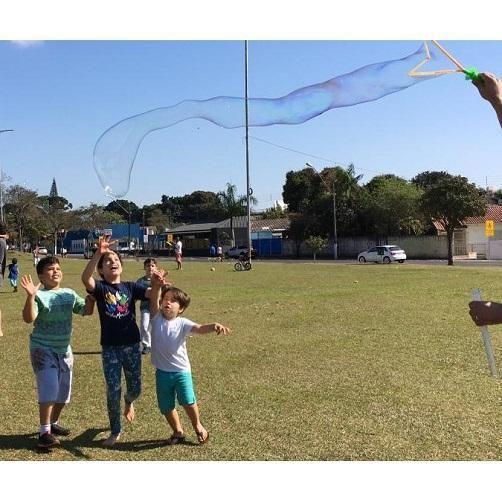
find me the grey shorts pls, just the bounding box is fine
[30,347,73,404]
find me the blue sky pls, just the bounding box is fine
[0,39,501,210]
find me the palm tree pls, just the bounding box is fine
[217,183,257,246]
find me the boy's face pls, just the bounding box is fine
[161,291,183,320]
[38,263,63,289]
[144,261,157,277]
[99,252,122,282]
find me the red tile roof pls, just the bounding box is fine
[463,204,502,224]
[433,204,502,231]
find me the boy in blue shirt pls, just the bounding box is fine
[8,257,19,292]
[21,256,95,449]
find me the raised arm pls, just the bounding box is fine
[148,270,167,317]
[473,73,502,128]
[81,236,116,292]
[191,322,231,335]
[21,275,40,323]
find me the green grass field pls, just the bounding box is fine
[1,253,502,460]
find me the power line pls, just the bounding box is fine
[248,135,384,175]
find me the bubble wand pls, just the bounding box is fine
[471,288,498,378]
[431,40,480,82]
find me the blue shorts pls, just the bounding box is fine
[155,369,196,413]
[30,347,73,404]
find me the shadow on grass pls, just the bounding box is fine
[0,428,200,459]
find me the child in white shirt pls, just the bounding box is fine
[149,276,230,445]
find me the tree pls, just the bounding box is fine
[412,171,487,265]
[287,213,314,258]
[68,203,125,230]
[261,205,286,219]
[358,175,424,239]
[4,185,44,248]
[306,235,328,261]
[282,164,363,238]
[218,183,257,246]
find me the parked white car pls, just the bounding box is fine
[357,245,406,264]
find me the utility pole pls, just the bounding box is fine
[244,41,252,265]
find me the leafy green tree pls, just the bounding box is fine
[4,185,44,248]
[260,205,286,219]
[282,164,363,238]
[412,171,487,265]
[68,203,125,230]
[306,235,328,261]
[104,199,141,223]
[358,175,424,239]
[287,213,315,258]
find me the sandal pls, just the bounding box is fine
[166,433,186,445]
[196,427,209,444]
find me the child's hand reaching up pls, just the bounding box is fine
[21,275,41,297]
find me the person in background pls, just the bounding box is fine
[175,237,183,271]
[136,258,161,355]
[0,222,8,287]
[8,257,19,292]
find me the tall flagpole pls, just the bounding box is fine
[244,41,252,265]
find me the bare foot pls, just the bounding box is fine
[0,331,3,337]
[103,433,121,447]
[196,426,209,444]
[124,401,135,422]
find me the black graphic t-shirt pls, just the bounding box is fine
[93,281,148,346]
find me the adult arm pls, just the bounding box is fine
[469,300,502,326]
[20,275,40,323]
[473,73,502,128]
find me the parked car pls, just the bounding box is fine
[225,245,257,259]
[357,245,406,264]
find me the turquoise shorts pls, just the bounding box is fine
[156,369,196,413]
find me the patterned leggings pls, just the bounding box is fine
[101,343,142,435]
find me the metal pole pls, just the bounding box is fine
[244,41,252,265]
[333,179,338,260]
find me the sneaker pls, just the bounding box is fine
[38,432,61,449]
[51,423,71,436]
[141,346,151,355]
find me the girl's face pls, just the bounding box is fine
[99,252,122,283]
[160,291,183,320]
[144,262,157,277]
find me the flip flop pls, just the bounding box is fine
[196,428,209,444]
[166,434,186,445]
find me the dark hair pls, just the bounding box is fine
[143,257,157,267]
[160,286,191,311]
[97,251,123,279]
[37,256,60,276]
[11,258,17,264]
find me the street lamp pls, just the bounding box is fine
[0,129,14,224]
[306,162,338,260]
